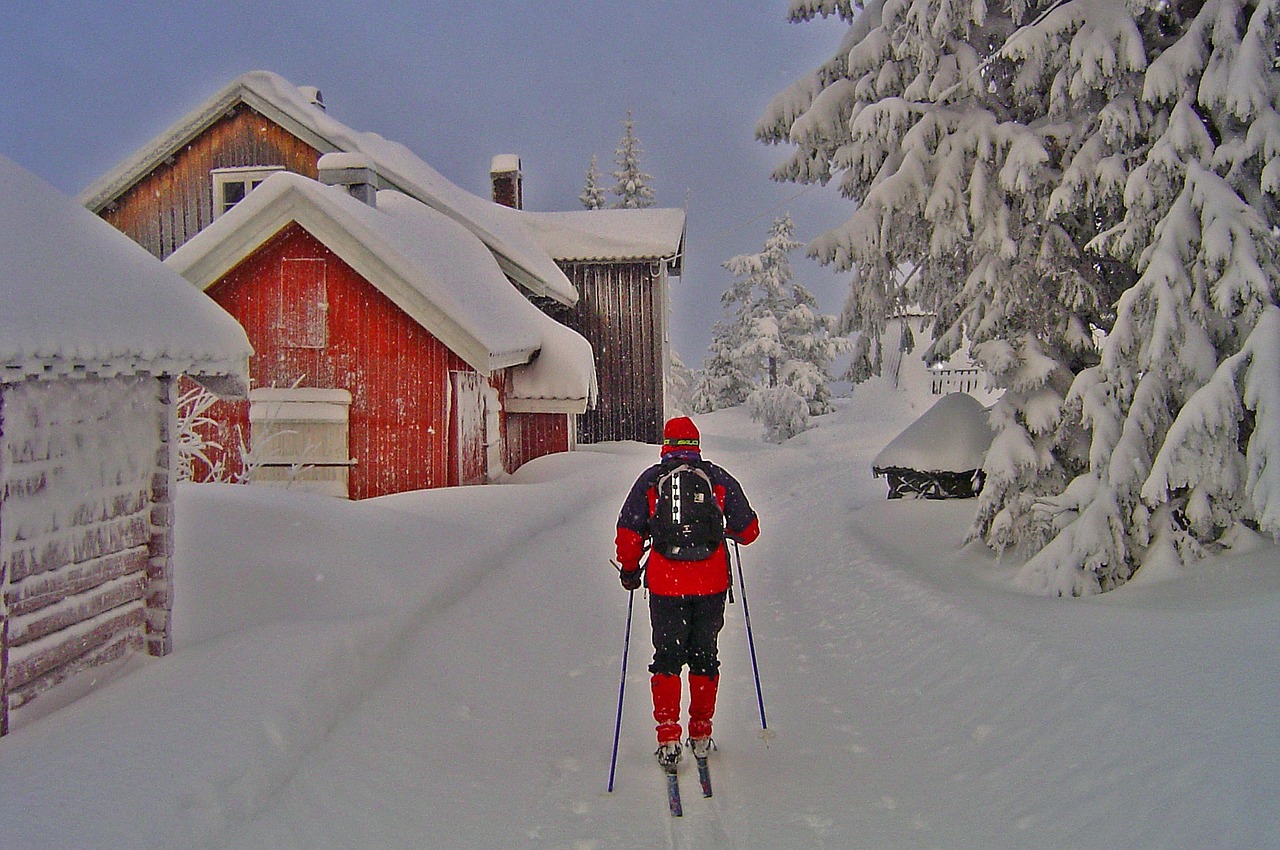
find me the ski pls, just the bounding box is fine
[664,765,683,817]
[695,755,713,798]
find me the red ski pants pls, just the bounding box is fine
[648,591,727,744]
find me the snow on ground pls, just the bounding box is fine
[0,382,1276,849]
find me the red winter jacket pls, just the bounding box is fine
[615,451,760,596]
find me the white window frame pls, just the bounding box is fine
[211,166,284,218]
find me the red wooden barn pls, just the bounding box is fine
[164,156,596,499]
[79,71,684,446]
[0,154,249,734]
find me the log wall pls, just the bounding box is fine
[0,375,170,734]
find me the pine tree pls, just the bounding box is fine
[666,347,698,415]
[580,154,606,210]
[692,318,756,413]
[1017,0,1280,594]
[611,109,656,209]
[762,0,1280,593]
[697,214,844,436]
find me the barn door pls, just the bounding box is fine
[450,371,487,486]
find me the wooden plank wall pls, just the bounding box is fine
[559,261,665,445]
[1,376,165,734]
[503,411,571,473]
[202,223,474,499]
[98,107,321,259]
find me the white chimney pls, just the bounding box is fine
[318,152,377,207]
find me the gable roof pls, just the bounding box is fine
[164,172,595,408]
[523,208,686,271]
[77,71,579,306]
[0,154,250,393]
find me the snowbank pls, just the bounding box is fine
[0,385,1274,849]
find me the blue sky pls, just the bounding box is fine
[0,1,851,361]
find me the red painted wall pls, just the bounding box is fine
[188,222,575,497]
[505,411,571,472]
[202,223,476,498]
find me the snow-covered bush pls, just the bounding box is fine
[748,384,810,443]
[175,382,229,482]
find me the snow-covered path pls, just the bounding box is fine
[0,398,1276,849]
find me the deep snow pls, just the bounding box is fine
[0,384,1276,849]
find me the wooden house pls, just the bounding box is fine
[497,169,686,446]
[79,71,684,446]
[0,155,250,734]
[164,157,596,499]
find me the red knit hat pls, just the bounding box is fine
[661,416,700,455]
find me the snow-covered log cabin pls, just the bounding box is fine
[79,71,685,445]
[0,155,250,735]
[164,156,596,498]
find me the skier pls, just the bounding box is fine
[615,416,760,769]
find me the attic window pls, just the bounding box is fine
[212,166,283,218]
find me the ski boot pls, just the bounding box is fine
[655,741,682,771]
[687,736,716,759]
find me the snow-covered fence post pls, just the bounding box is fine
[145,376,178,658]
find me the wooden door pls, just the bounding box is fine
[450,371,486,486]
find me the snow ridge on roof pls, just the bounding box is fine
[523,208,686,266]
[77,71,579,306]
[0,154,251,388]
[164,172,595,407]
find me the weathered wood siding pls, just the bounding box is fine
[1,375,172,734]
[98,107,321,259]
[557,261,666,445]
[195,223,497,499]
[504,411,572,472]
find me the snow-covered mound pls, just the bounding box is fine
[873,391,994,473]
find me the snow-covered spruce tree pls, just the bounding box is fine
[611,109,656,209]
[759,0,1126,557]
[580,154,606,210]
[692,318,757,412]
[703,213,844,436]
[1012,0,1280,594]
[666,347,699,415]
[761,1,1280,593]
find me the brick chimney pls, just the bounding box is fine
[318,152,377,207]
[490,154,522,209]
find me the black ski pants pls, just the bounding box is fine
[648,592,727,678]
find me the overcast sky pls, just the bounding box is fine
[0,1,852,363]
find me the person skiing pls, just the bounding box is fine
[615,416,760,769]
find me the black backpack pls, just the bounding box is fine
[651,462,725,561]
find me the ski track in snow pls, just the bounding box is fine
[1,400,1276,849]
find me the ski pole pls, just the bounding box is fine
[607,584,636,792]
[732,540,772,739]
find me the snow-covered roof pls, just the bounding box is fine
[164,172,594,409]
[872,393,995,472]
[76,71,579,306]
[523,208,685,269]
[0,154,251,392]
